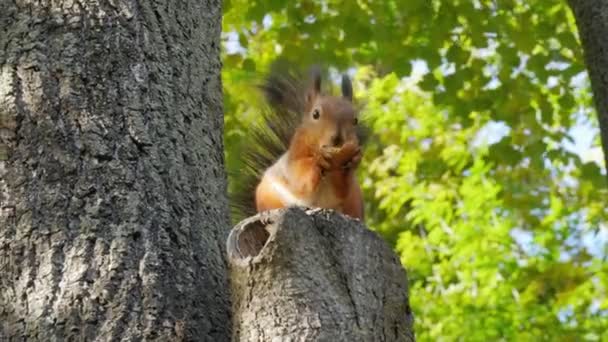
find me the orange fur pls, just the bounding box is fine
[254,69,365,221]
[341,180,364,220]
[255,177,287,212]
[255,123,364,220]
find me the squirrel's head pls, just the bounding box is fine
[300,68,359,149]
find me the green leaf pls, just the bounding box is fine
[242,58,256,72]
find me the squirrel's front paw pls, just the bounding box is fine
[333,142,361,167]
[316,147,337,170]
[343,149,362,170]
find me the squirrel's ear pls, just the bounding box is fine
[341,74,353,102]
[306,66,322,106]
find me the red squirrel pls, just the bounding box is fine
[229,63,365,222]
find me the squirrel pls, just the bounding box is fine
[229,62,366,223]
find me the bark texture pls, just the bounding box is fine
[227,208,414,342]
[0,0,230,340]
[568,0,608,175]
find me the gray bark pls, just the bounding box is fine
[0,1,230,341]
[568,0,608,176]
[227,208,414,342]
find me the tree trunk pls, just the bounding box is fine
[568,0,608,175]
[0,1,230,341]
[227,208,414,341]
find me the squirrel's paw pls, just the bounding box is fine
[316,147,337,170]
[343,149,362,170]
[334,142,361,167]
[318,143,361,170]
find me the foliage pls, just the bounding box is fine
[222,0,608,340]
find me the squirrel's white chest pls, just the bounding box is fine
[266,155,342,210]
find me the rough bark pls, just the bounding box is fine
[227,207,414,342]
[568,0,608,176]
[0,0,230,341]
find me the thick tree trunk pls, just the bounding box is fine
[227,208,414,341]
[0,1,230,341]
[568,0,608,175]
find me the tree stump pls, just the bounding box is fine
[227,207,414,341]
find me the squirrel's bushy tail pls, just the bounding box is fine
[228,61,368,223]
[228,62,308,223]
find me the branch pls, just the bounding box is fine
[226,207,414,341]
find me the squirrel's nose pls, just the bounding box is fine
[331,134,343,147]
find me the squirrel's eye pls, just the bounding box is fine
[312,109,320,120]
[353,118,358,125]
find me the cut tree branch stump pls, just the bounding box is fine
[227,207,414,341]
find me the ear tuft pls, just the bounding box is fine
[341,74,353,102]
[310,66,322,93]
[306,66,322,105]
